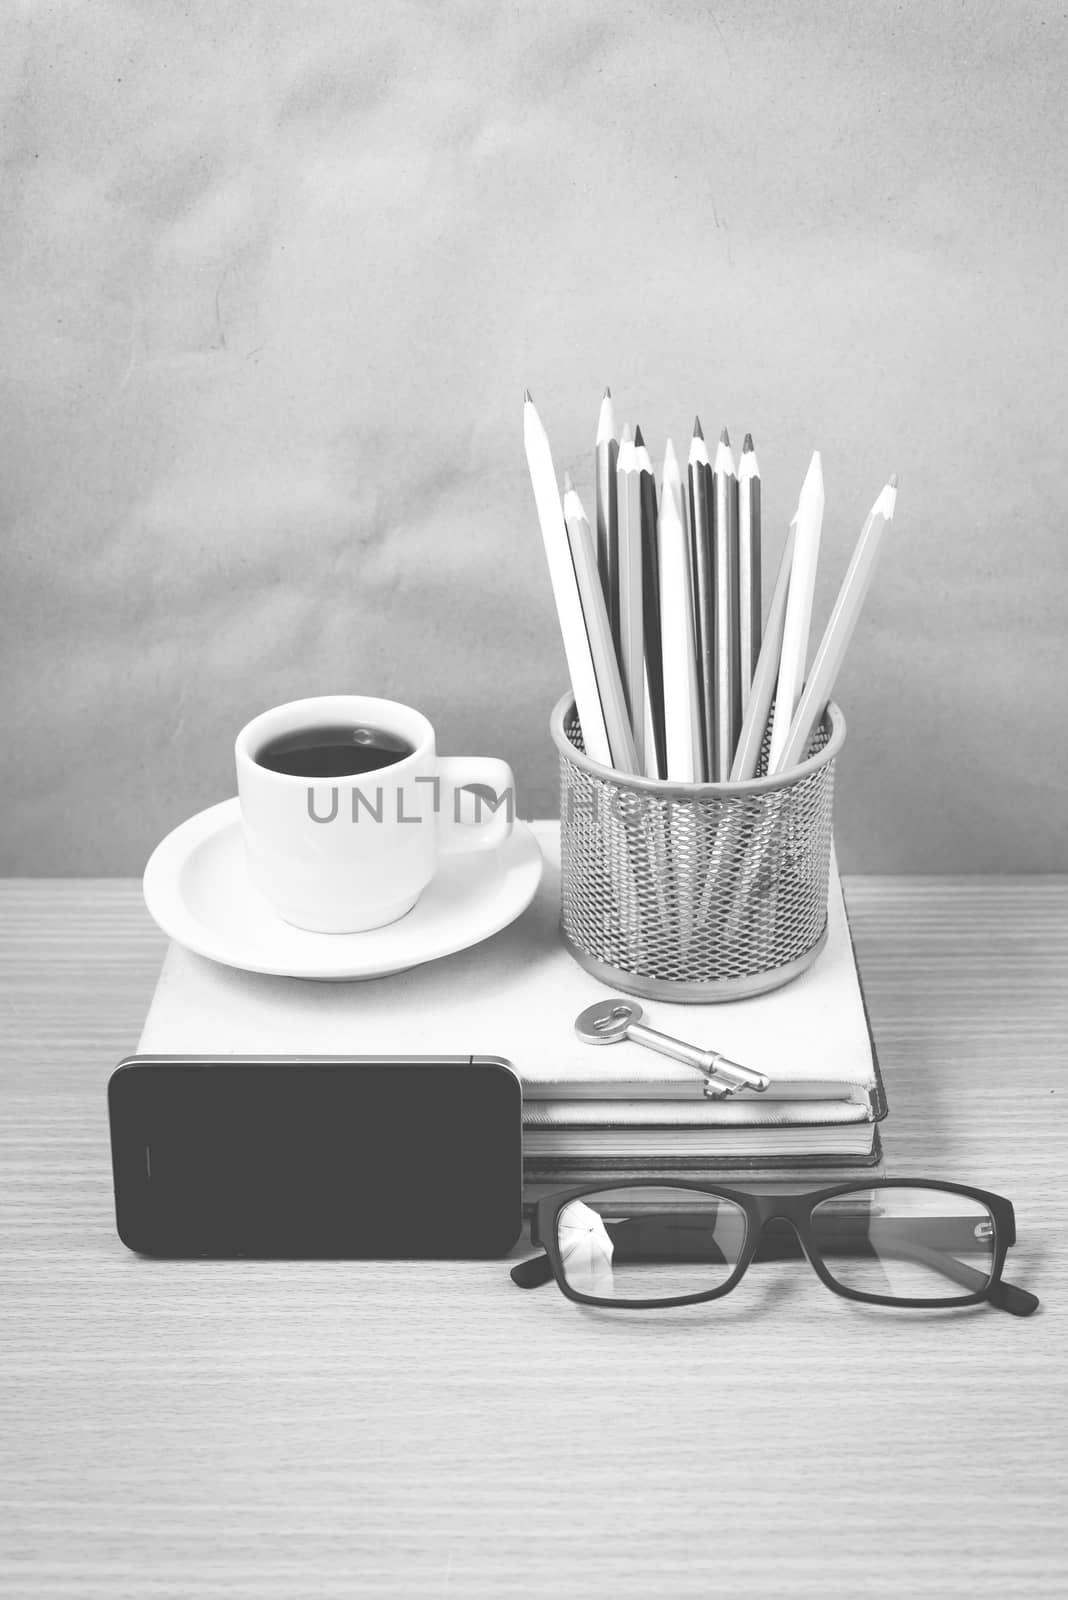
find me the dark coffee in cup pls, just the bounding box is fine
[254,725,414,779]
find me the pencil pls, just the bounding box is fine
[658,438,703,782]
[730,517,797,781]
[711,428,741,779]
[615,427,643,753]
[687,418,713,782]
[523,392,612,768]
[594,389,619,645]
[617,424,645,771]
[774,475,898,773]
[563,474,640,775]
[635,427,667,780]
[718,514,797,947]
[767,450,825,773]
[737,433,762,710]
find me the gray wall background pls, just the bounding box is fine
[3,1,1066,874]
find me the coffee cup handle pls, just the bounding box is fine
[435,757,516,854]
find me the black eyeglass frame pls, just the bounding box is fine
[518,1177,1038,1316]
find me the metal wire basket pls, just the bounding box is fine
[551,693,845,1002]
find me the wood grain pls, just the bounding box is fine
[1,877,1066,1599]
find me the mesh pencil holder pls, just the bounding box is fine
[551,693,846,1002]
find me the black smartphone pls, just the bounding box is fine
[108,1055,522,1259]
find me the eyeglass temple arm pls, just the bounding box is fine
[511,1252,555,1289]
[987,1280,1039,1316]
[867,1226,1039,1317]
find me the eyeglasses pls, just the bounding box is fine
[512,1180,1039,1316]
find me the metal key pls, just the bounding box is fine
[575,998,770,1098]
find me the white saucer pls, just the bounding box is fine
[142,800,544,980]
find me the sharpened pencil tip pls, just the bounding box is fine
[889,473,898,488]
[603,386,611,399]
[563,470,574,492]
[620,422,634,445]
[743,433,754,453]
[633,424,645,448]
[720,427,731,446]
[523,388,533,403]
[596,387,617,445]
[692,416,704,440]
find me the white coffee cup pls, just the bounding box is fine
[235,695,516,933]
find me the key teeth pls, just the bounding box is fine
[703,1079,736,1099]
[715,1055,772,1093]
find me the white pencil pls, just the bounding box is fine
[774,476,898,773]
[615,424,639,638]
[658,438,703,782]
[767,451,825,772]
[563,474,640,775]
[594,388,619,643]
[730,518,797,780]
[523,392,612,767]
[617,425,645,769]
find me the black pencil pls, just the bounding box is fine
[687,417,713,782]
[634,426,668,780]
[711,427,741,779]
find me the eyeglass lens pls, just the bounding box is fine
[556,1187,748,1302]
[810,1186,996,1302]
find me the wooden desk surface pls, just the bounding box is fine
[1,878,1066,1599]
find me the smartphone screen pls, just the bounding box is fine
[109,1057,522,1258]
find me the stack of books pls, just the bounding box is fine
[135,827,886,1202]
